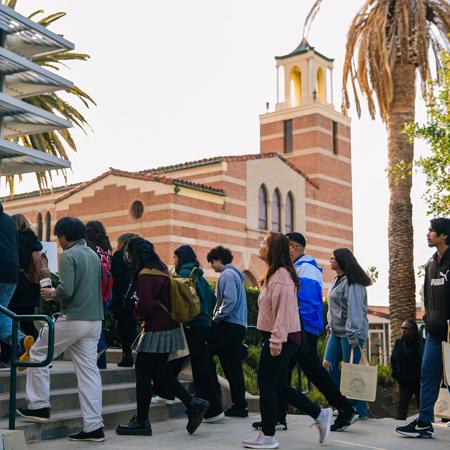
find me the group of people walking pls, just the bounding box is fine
[0,197,449,446]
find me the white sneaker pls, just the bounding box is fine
[242,431,279,449]
[203,412,225,423]
[152,396,167,405]
[447,421,450,428]
[314,407,332,444]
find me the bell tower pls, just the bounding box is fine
[259,39,354,285]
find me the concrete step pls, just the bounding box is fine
[0,399,188,444]
[0,382,137,418]
[0,363,135,394]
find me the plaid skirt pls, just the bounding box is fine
[132,326,185,353]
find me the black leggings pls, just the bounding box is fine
[135,352,193,422]
[258,338,320,436]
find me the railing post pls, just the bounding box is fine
[9,320,18,430]
[0,306,54,430]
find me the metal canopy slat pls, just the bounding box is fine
[0,138,70,175]
[0,4,74,59]
[0,92,71,137]
[0,5,75,179]
[0,47,73,98]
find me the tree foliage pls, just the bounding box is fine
[403,47,450,216]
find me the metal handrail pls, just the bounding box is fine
[0,305,54,430]
[246,325,311,395]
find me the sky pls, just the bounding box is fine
[2,0,435,306]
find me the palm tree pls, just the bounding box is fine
[340,0,449,341]
[3,0,95,193]
[305,0,449,341]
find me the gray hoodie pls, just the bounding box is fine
[213,264,247,327]
[327,275,368,345]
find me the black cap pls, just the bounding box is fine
[286,232,306,248]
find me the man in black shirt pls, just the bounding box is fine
[396,217,450,438]
[391,320,422,420]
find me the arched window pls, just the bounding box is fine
[258,185,268,230]
[45,212,51,242]
[271,189,281,232]
[243,270,258,288]
[290,67,302,107]
[36,213,43,241]
[285,192,294,233]
[316,67,326,102]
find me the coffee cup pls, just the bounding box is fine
[39,278,52,289]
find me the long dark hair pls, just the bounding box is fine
[127,237,167,279]
[333,248,371,286]
[86,220,112,251]
[174,245,199,272]
[261,232,298,288]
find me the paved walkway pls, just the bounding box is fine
[28,413,450,450]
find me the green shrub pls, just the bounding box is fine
[377,364,395,387]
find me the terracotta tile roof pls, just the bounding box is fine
[141,153,319,188]
[1,183,81,202]
[367,305,424,321]
[54,168,225,203]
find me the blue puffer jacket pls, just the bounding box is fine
[294,255,324,336]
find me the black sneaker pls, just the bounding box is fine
[224,406,248,418]
[252,419,287,431]
[186,397,209,434]
[395,419,434,438]
[68,427,105,442]
[16,407,50,422]
[116,416,152,436]
[331,407,358,431]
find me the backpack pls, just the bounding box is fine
[100,261,114,303]
[139,267,201,324]
[24,251,51,285]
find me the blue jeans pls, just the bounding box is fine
[324,334,369,417]
[0,282,25,346]
[418,333,445,424]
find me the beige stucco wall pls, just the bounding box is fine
[245,158,306,236]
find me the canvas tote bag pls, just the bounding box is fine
[434,388,450,419]
[442,321,450,386]
[340,345,378,402]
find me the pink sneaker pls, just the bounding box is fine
[242,431,279,449]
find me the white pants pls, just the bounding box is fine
[26,315,104,432]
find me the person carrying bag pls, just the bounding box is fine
[340,345,378,402]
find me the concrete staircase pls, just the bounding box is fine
[0,362,190,444]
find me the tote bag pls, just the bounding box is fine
[442,322,450,386]
[434,388,450,419]
[340,346,378,402]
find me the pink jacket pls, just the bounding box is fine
[257,267,301,349]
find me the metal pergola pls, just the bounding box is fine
[0,3,73,177]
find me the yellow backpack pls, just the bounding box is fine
[139,267,201,324]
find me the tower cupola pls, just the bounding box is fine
[274,38,334,110]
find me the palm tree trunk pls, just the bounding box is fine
[386,64,417,345]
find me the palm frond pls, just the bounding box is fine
[302,0,323,40]
[342,0,450,122]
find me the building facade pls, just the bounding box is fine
[2,40,353,288]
